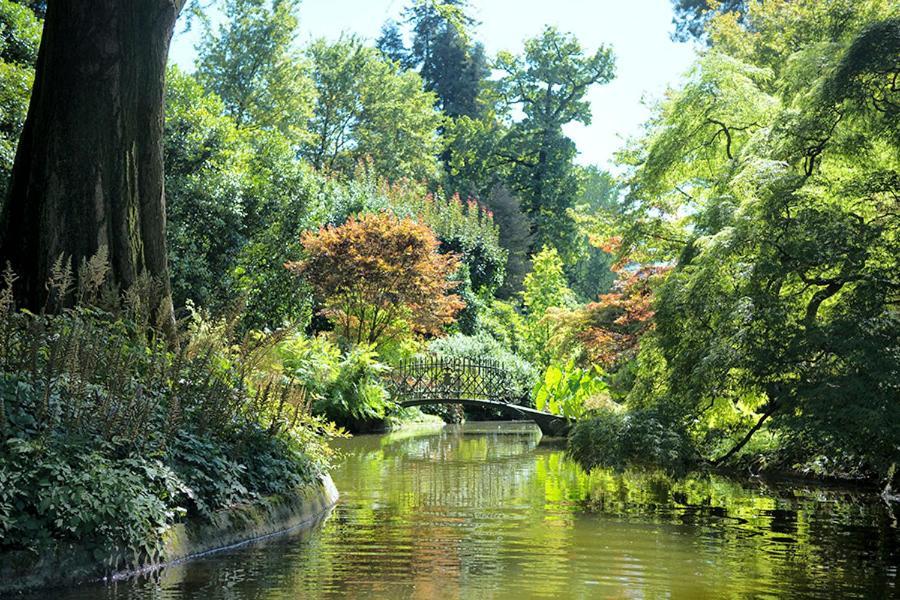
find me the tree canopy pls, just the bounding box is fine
[495,27,615,259]
[595,0,899,478]
[287,212,464,349]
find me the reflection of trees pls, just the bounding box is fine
[90,427,899,599]
[581,468,900,597]
[306,426,595,597]
[337,426,546,513]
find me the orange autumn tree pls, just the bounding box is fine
[577,265,670,367]
[548,263,670,369]
[286,213,464,348]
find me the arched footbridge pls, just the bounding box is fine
[387,356,571,436]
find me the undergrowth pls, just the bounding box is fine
[0,255,339,571]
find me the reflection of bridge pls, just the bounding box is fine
[388,356,570,436]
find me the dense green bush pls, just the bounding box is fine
[313,346,392,432]
[276,334,395,432]
[476,299,528,356]
[0,269,336,568]
[164,66,249,315]
[568,409,695,475]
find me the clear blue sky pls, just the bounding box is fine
[169,0,697,170]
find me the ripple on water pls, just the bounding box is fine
[32,422,899,600]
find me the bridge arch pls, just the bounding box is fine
[387,356,570,436]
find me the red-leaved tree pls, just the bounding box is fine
[286,213,463,348]
[548,263,670,369]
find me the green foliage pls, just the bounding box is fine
[164,66,250,313]
[567,166,618,301]
[164,63,320,327]
[441,112,505,198]
[523,246,575,317]
[179,0,330,329]
[0,439,186,565]
[483,185,532,298]
[275,332,420,433]
[376,19,410,68]
[599,0,900,481]
[522,245,576,366]
[276,333,341,394]
[0,0,40,200]
[495,26,615,258]
[533,361,607,420]
[304,36,443,180]
[231,165,319,331]
[0,265,336,564]
[196,0,314,144]
[475,298,528,356]
[311,345,391,431]
[670,0,746,42]
[568,409,695,475]
[566,246,615,303]
[402,0,488,119]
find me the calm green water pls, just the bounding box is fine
[44,423,898,599]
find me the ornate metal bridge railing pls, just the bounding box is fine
[388,356,517,404]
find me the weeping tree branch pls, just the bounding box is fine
[711,400,779,466]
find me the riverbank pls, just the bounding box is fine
[566,411,900,499]
[0,300,341,597]
[0,475,339,594]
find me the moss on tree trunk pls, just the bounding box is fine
[0,0,183,324]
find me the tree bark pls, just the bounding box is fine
[0,0,184,323]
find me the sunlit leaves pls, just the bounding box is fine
[196,0,314,146]
[603,1,899,477]
[533,361,607,420]
[495,26,616,258]
[287,213,464,349]
[304,36,444,180]
[0,0,39,199]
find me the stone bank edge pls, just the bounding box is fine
[0,474,339,593]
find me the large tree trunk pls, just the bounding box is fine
[0,0,184,322]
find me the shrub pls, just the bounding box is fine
[476,299,528,356]
[522,245,577,367]
[287,212,464,349]
[0,438,186,564]
[275,332,342,396]
[0,264,337,567]
[533,361,608,420]
[568,408,695,475]
[312,345,391,432]
[274,332,403,432]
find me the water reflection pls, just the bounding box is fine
[41,422,898,599]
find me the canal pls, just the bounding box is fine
[48,422,898,599]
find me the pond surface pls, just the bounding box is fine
[48,422,898,599]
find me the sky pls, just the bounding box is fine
[169,0,698,170]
